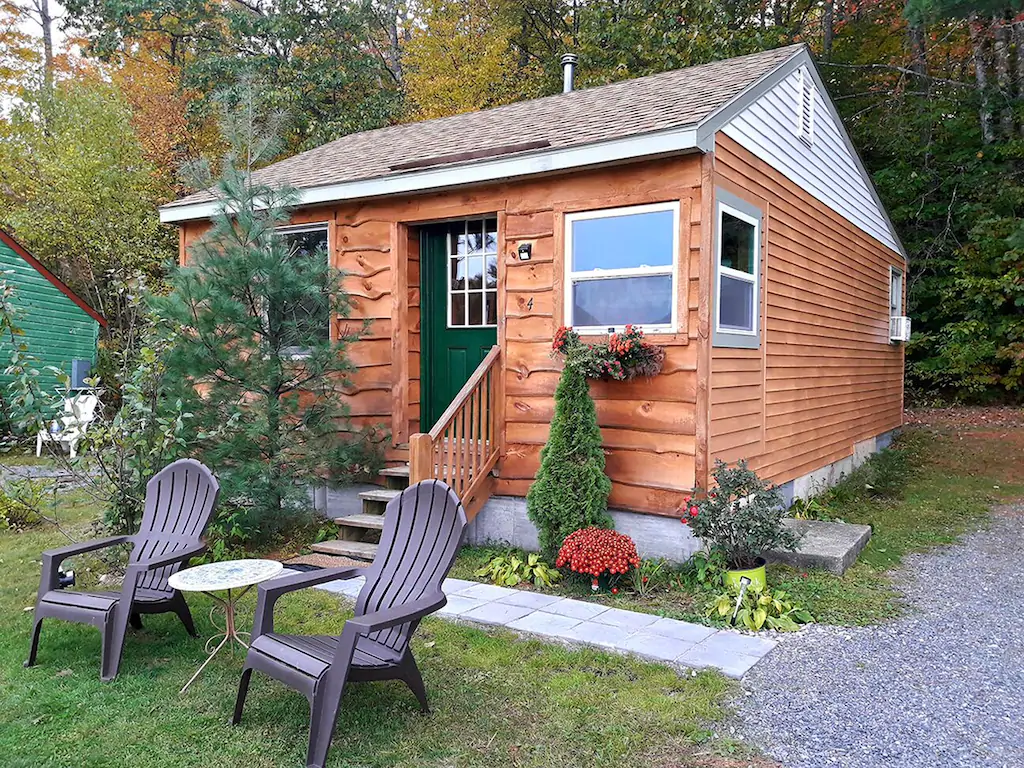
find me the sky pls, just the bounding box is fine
[15,0,69,50]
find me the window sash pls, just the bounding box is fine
[889,267,903,317]
[564,201,679,333]
[715,202,760,337]
[272,223,332,356]
[447,218,498,329]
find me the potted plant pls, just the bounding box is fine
[680,460,800,590]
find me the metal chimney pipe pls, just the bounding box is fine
[561,53,578,93]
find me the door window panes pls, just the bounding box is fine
[449,218,498,328]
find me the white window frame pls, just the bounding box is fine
[273,222,332,358]
[713,198,761,348]
[446,217,499,330]
[889,266,903,318]
[563,201,679,335]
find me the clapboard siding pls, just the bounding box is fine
[721,65,901,254]
[708,135,904,485]
[179,155,702,514]
[0,239,100,391]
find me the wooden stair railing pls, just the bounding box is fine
[410,345,502,520]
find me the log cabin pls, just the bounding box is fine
[160,43,908,561]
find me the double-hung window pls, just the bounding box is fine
[713,190,762,349]
[273,223,330,357]
[564,202,678,333]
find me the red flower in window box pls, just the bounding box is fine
[552,325,664,381]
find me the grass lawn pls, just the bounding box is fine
[0,487,735,768]
[452,415,1024,628]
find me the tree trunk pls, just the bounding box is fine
[1015,22,1024,135]
[823,0,834,61]
[383,0,403,84]
[994,17,1012,137]
[969,13,995,144]
[908,22,927,78]
[38,0,54,90]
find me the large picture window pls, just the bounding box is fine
[713,191,762,349]
[564,202,678,333]
[273,224,330,357]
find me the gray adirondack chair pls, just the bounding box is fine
[232,479,466,768]
[25,459,220,681]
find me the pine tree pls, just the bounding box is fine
[526,361,613,557]
[150,89,376,543]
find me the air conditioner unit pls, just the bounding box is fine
[889,316,911,343]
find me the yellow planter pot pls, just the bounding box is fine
[723,559,767,591]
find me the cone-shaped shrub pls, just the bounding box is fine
[527,362,613,556]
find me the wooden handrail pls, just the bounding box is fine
[410,345,503,520]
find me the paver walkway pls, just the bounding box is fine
[314,574,776,678]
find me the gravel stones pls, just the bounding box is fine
[736,510,1024,768]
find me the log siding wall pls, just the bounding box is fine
[707,135,904,487]
[179,156,703,515]
[177,137,904,514]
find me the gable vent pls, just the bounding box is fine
[797,68,815,146]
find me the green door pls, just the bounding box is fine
[421,218,499,429]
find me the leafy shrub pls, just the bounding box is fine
[706,583,814,632]
[526,363,612,556]
[674,548,727,590]
[476,551,560,587]
[862,443,911,499]
[552,325,664,381]
[0,275,64,442]
[0,478,50,530]
[82,318,197,535]
[789,494,835,521]
[681,460,799,570]
[556,527,640,589]
[789,437,917,524]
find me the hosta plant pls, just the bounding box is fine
[556,527,640,590]
[476,551,561,588]
[707,583,814,632]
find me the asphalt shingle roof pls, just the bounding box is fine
[166,44,805,209]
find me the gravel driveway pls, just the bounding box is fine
[736,507,1024,768]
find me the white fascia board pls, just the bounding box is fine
[158,126,701,224]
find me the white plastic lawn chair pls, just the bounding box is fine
[35,393,99,459]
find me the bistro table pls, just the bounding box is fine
[168,558,285,694]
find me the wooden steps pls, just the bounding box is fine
[310,539,380,559]
[332,513,385,530]
[315,466,411,562]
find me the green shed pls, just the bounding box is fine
[0,228,106,393]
